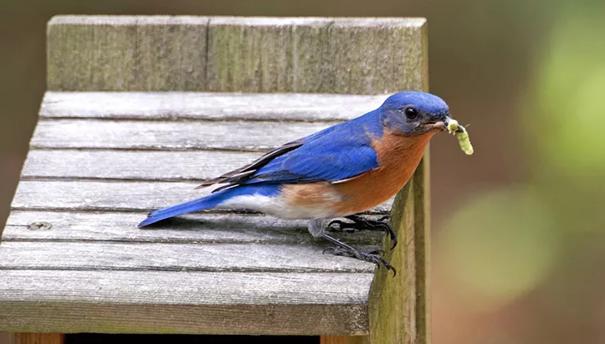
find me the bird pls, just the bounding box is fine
[138,91,452,270]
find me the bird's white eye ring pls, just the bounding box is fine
[404,107,418,120]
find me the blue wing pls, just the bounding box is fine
[245,131,378,184]
[202,109,383,190]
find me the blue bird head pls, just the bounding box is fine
[379,91,451,136]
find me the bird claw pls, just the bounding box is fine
[328,215,397,249]
[323,244,396,275]
[377,215,390,222]
[327,219,358,233]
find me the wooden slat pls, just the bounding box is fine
[12,180,202,212]
[0,333,13,344]
[320,337,365,344]
[30,119,328,151]
[0,241,375,272]
[41,92,385,121]
[21,150,258,181]
[205,17,331,93]
[47,16,426,93]
[0,270,371,305]
[0,270,371,335]
[2,211,382,245]
[329,18,427,94]
[11,180,391,213]
[13,333,64,344]
[204,17,427,94]
[47,16,209,91]
[412,157,431,344]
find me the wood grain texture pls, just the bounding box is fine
[30,119,328,151]
[40,92,385,121]
[0,271,370,335]
[0,241,377,273]
[47,16,209,91]
[47,16,426,93]
[11,180,391,213]
[206,17,427,94]
[3,211,382,245]
[320,336,366,344]
[13,333,64,344]
[412,155,431,344]
[0,333,14,344]
[0,270,372,307]
[329,18,428,94]
[205,17,331,93]
[21,149,259,181]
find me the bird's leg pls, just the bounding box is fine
[328,214,397,249]
[307,219,395,273]
[321,233,396,274]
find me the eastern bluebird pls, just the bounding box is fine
[139,91,453,270]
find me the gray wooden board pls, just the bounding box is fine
[11,180,391,213]
[0,270,370,305]
[3,211,383,245]
[41,92,386,121]
[0,241,376,273]
[21,149,259,181]
[31,119,330,151]
[47,16,210,92]
[47,16,426,94]
[0,270,371,335]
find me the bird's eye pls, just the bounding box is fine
[404,107,418,120]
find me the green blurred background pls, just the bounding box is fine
[1,0,604,343]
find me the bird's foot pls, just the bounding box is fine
[328,215,397,249]
[321,233,396,275]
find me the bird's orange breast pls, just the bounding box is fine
[330,130,435,215]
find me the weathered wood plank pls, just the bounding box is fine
[12,180,202,212]
[47,16,426,93]
[205,17,427,94]
[3,211,382,245]
[21,150,258,181]
[0,270,371,335]
[0,241,375,273]
[320,336,366,344]
[30,119,328,151]
[47,16,209,91]
[40,92,385,121]
[0,333,13,344]
[11,180,391,213]
[12,333,64,344]
[412,157,430,344]
[329,18,428,94]
[205,17,332,93]
[0,270,372,305]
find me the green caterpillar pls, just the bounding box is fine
[446,119,474,155]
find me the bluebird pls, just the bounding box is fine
[139,91,452,270]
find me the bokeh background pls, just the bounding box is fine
[1,0,604,343]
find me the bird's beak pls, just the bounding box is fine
[425,115,451,131]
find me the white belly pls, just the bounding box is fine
[217,194,338,219]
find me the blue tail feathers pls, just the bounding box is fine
[138,196,221,228]
[137,184,280,228]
